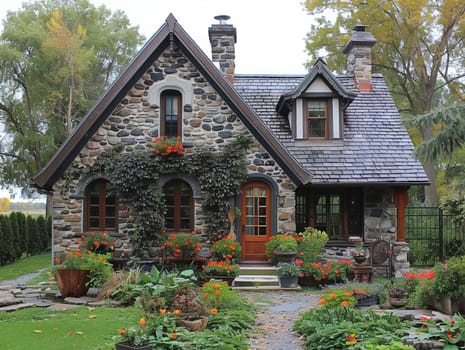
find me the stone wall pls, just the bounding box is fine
[51,43,296,257]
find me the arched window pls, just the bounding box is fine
[161,90,182,137]
[163,180,193,232]
[85,179,118,232]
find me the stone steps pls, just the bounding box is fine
[231,264,300,290]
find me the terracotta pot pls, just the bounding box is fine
[178,316,208,331]
[56,269,90,297]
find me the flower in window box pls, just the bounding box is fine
[152,136,184,156]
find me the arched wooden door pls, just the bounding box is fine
[241,181,271,261]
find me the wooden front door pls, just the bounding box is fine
[241,182,271,261]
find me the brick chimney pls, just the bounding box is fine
[343,25,376,92]
[208,15,236,84]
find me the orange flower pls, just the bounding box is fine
[329,293,337,299]
[171,332,177,340]
[210,308,218,315]
[118,329,126,335]
[160,309,166,314]
[318,297,326,305]
[174,309,181,316]
[344,292,353,297]
[139,318,146,325]
[341,301,349,307]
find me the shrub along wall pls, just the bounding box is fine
[0,212,51,266]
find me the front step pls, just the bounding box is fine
[231,263,300,290]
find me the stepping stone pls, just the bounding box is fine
[0,291,21,307]
[0,302,35,312]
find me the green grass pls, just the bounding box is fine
[0,306,139,350]
[0,252,52,283]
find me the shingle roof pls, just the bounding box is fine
[234,73,429,185]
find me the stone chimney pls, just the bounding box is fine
[208,15,236,84]
[343,25,377,91]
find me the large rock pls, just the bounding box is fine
[0,291,21,306]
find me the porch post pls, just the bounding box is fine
[393,187,409,242]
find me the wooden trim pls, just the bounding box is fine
[85,179,118,232]
[305,99,329,140]
[161,90,182,137]
[163,180,193,232]
[393,187,409,242]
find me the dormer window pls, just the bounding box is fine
[161,90,182,137]
[306,99,329,139]
[276,58,356,142]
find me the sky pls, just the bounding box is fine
[0,0,315,200]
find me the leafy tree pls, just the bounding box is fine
[304,0,465,205]
[0,197,10,212]
[0,0,144,197]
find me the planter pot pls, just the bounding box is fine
[208,276,236,286]
[279,276,299,288]
[356,295,378,307]
[426,295,465,315]
[389,296,408,308]
[56,269,90,297]
[274,251,296,264]
[178,316,208,331]
[353,255,367,265]
[115,341,152,350]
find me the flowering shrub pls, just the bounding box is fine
[317,288,357,308]
[79,231,114,254]
[202,260,239,276]
[161,233,201,260]
[277,262,302,277]
[299,258,353,284]
[115,310,180,346]
[153,136,184,156]
[412,314,465,348]
[296,227,328,263]
[210,236,241,260]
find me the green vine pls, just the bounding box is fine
[90,136,251,254]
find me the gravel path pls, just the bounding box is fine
[239,290,321,350]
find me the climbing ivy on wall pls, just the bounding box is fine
[91,136,251,253]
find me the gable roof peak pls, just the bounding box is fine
[166,13,178,31]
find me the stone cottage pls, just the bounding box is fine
[32,14,428,268]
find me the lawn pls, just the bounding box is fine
[0,305,139,349]
[0,252,52,283]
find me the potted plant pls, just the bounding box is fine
[345,282,382,307]
[161,233,201,261]
[389,286,408,307]
[265,233,298,264]
[277,262,302,288]
[350,242,369,265]
[210,236,241,261]
[202,260,239,285]
[54,250,111,297]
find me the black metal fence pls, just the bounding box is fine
[405,207,464,266]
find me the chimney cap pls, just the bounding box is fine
[343,25,376,54]
[214,15,231,24]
